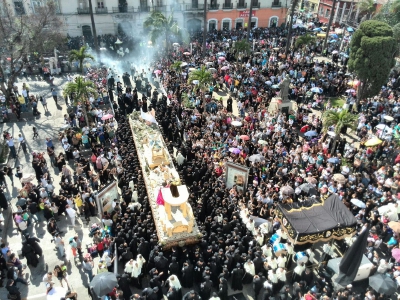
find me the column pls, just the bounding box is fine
[340,3,347,23]
[333,2,340,23]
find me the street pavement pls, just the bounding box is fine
[0,74,99,300]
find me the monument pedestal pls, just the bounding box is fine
[268,97,298,114]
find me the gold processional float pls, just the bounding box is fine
[129,110,201,249]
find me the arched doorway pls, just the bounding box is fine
[82,25,92,37]
[186,19,201,33]
[269,17,279,27]
[118,22,132,36]
[208,19,217,31]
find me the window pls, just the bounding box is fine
[209,19,217,31]
[325,9,330,18]
[269,16,278,27]
[140,0,147,7]
[235,18,243,29]
[14,1,25,15]
[155,0,162,6]
[192,0,198,8]
[319,7,323,15]
[238,0,245,7]
[222,18,231,30]
[97,1,104,8]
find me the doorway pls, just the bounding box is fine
[82,25,92,37]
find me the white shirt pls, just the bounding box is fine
[6,139,14,147]
[66,207,76,218]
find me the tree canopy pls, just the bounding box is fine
[323,110,358,134]
[295,34,316,49]
[348,20,396,99]
[0,1,64,97]
[69,46,95,73]
[187,66,213,93]
[233,40,251,59]
[143,11,184,48]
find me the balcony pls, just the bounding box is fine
[208,4,220,10]
[251,1,260,8]
[237,2,247,9]
[185,4,205,11]
[138,5,150,12]
[77,8,90,14]
[222,3,233,9]
[271,1,281,7]
[95,7,108,13]
[112,6,135,13]
[154,5,167,12]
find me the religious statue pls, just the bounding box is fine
[278,74,291,103]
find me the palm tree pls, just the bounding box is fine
[323,109,358,154]
[68,46,94,73]
[357,0,378,20]
[63,76,97,126]
[171,61,183,74]
[143,11,182,50]
[187,66,213,93]
[233,40,251,60]
[295,34,316,49]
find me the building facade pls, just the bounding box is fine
[206,0,289,31]
[5,0,289,37]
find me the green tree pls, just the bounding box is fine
[233,40,251,60]
[171,61,183,74]
[63,76,97,125]
[393,23,400,46]
[143,11,183,49]
[348,20,396,100]
[187,66,213,93]
[68,46,95,74]
[374,2,400,26]
[323,109,359,154]
[0,1,64,99]
[295,34,317,49]
[357,0,378,20]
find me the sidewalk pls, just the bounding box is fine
[0,75,96,300]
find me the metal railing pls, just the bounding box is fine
[112,6,135,13]
[95,7,108,13]
[251,1,260,8]
[271,1,282,7]
[185,4,204,10]
[154,5,167,12]
[209,3,220,10]
[138,5,150,12]
[77,7,90,14]
[170,4,182,11]
[222,2,233,9]
[237,2,247,8]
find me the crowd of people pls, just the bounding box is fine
[1,10,400,300]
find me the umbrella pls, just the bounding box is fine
[154,70,162,74]
[172,42,179,47]
[249,154,265,163]
[231,121,242,127]
[313,28,322,31]
[90,272,118,296]
[281,186,295,195]
[364,138,383,147]
[304,131,317,137]
[388,221,400,233]
[101,114,114,121]
[332,50,339,54]
[311,87,323,93]
[188,68,196,72]
[392,248,400,262]
[221,66,229,70]
[376,124,389,130]
[306,177,317,184]
[271,84,280,88]
[205,62,213,65]
[330,33,338,38]
[183,52,191,55]
[254,52,261,55]
[346,89,355,93]
[369,273,397,295]
[217,52,226,56]
[265,80,272,85]
[208,67,217,72]
[218,56,226,61]
[229,148,241,154]
[327,157,340,164]
[115,39,123,44]
[258,140,267,145]
[299,183,317,195]
[329,39,337,43]
[347,27,354,32]
[351,199,366,208]
[332,173,346,184]
[327,131,336,137]
[240,135,250,141]
[21,174,36,183]
[180,62,188,67]
[384,115,394,121]
[192,80,199,85]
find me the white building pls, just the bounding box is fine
[8,0,206,37]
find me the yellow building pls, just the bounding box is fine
[307,0,320,14]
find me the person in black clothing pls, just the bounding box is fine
[6,279,21,300]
